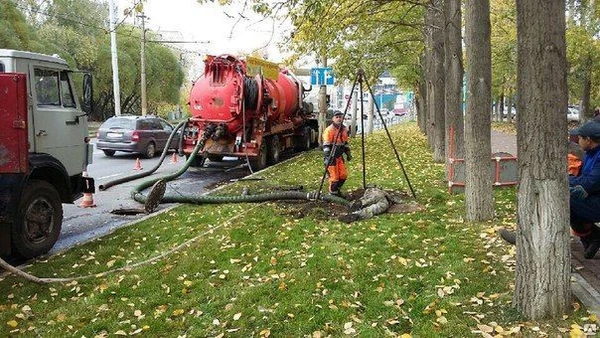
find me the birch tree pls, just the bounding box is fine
[513,0,570,319]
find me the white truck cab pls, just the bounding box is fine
[0,49,93,173]
[0,49,93,258]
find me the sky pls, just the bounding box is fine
[115,0,291,66]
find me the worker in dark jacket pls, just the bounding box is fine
[569,121,600,258]
[323,111,351,196]
[499,121,600,259]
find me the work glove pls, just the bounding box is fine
[570,185,588,200]
[345,147,352,161]
[324,150,332,167]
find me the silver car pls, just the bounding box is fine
[96,115,178,158]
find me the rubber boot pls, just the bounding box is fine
[581,235,592,251]
[584,227,600,259]
[329,181,340,195]
[338,179,346,191]
[577,223,595,251]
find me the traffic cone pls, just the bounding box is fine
[170,153,179,164]
[133,158,143,170]
[79,171,96,208]
[79,192,96,208]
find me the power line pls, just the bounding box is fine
[6,0,159,41]
[146,40,210,44]
[113,0,144,31]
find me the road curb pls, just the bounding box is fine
[572,272,600,321]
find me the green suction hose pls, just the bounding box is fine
[99,120,188,191]
[130,127,350,207]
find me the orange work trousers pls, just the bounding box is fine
[327,156,347,193]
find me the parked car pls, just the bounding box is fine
[96,115,179,158]
[567,107,580,122]
[393,102,408,116]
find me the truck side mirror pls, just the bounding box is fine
[82,73,93,114]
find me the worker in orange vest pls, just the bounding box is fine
[323,111,352,196]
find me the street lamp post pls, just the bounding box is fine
[138,13,147,116]
[109,0,121,116]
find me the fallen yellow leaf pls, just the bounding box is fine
[477,324,494,333]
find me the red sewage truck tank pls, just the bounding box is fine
[182,55,317,170]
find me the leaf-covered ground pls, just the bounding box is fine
[0,122,595,337]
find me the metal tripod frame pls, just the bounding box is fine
[316,69,416,199]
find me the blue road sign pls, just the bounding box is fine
[310,67,335,85]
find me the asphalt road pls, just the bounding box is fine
[53,142,249,254]
[52,116,410,255]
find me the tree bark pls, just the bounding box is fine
[580,54,592,121]
[417,79,427,133]
[507,90,514,123]
[514,0,570,319]
[464,0,494,221]
[444,0,464,165]
[496,89,504,122]
[425,6,435,146]
[431,0,446,162]
[581,74,591,121]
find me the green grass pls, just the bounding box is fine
[0,122,593,337]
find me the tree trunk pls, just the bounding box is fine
[417,80,427,133]
[425,6,435,146]
[514,0,570,319]
[507,91,514,123]
[464,0,494,221]
[581,75,591,121]
[494,96,501,121]
[497,92,504,122]
[444,0,465,165]
[580,54,592,121]
[499,91,505,121]
[431,0,446,162]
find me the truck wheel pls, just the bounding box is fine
[103,150,116,157]
[12,180,62,259]
[144,142,156,158]
[302,126,312,151]
[208,155,224,162]
[186,154,206,167]
[249,141,267,171]
[267,136,280,165]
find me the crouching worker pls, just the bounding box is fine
[338,187,390,223]
[568,121,600,259]
[502,121,600,257]
[323,111,351,196]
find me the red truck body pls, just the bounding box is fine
[0,73,28,175]
[182,55,316,169]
